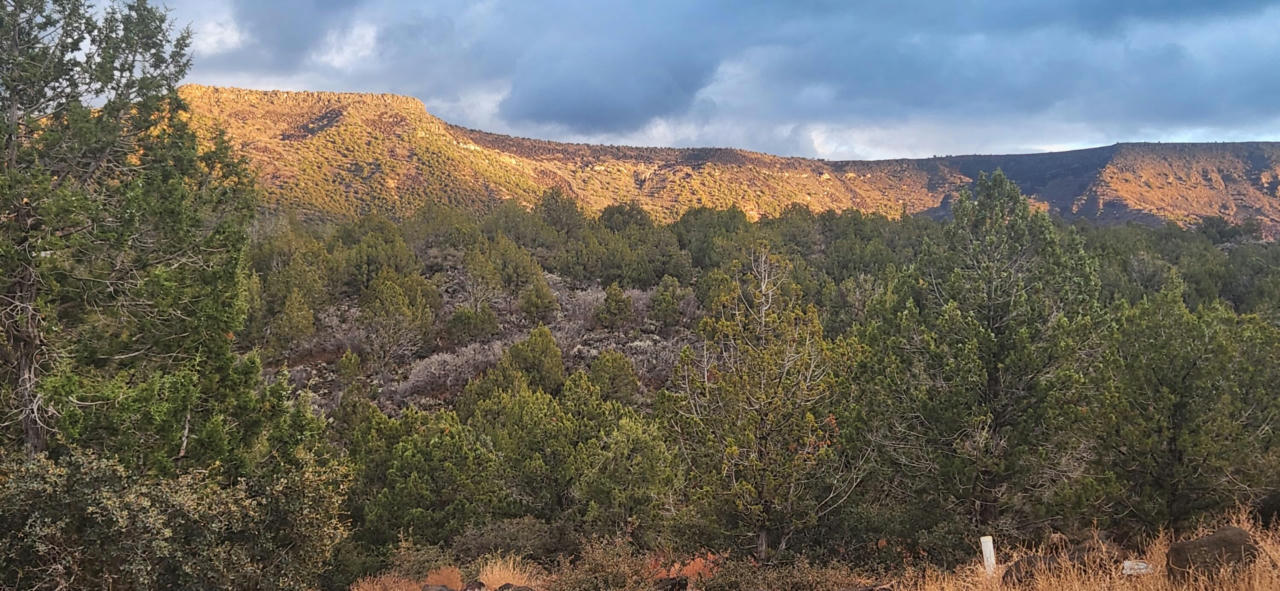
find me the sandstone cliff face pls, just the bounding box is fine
[181,85,1280,234]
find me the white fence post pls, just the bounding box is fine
[981,535,997,577]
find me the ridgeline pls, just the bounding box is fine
[182,84,1280,234]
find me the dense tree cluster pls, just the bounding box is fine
[233,168,1280,583]
[4,3,1280,589]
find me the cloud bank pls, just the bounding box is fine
[168,0,1280,159]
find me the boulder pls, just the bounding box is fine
[463,582,487,591]
[421,586,455,591]
[1166,526,1258,581]
[1255,491,1280,529]
[1001,555,1063,587]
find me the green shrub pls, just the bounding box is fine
[588,350,643,404]
[446,304,499,345]
[594,283,633,329]
[649,275,688,328]
[0,449,347,591]
[519,276,560,323]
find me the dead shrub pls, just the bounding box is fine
[550,538,652,591]
[387,537,454,579]
[452,516,570,563]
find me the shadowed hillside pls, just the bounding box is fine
[181,85,1280,233]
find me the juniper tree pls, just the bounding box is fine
[1101,279,1280,529]
[849,171,1105,552]
[661,248,865,561]
[1,0,253,453]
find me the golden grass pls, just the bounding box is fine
[424,566,465,590]
[874,517,1280,591]
[352,518,1280,591]
[474,554,545,589]
[350,575,426,591]
[349,567,463,591]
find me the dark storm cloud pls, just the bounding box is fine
[488,2,743,133]
[215,0,369,70]
[169,0,1280,158]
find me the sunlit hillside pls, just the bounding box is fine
[182,85,1280,234]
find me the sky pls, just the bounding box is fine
[167,0,1280,160]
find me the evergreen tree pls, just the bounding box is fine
[519,275,560,324]
[273,287,316,354]
[1,0,254,452]
[360,270,440,367]
[502,325,565,394]
[649,275,688,329]
[595,283,634,329]
[853,171,1105,551]
[661,249,863,561]
[1099,280,1280,529]
[571,414,678,543]
[471,380,582,520]
[0,5,349,588]
[363,409,506,546]
[589,350,644,404]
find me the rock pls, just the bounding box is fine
[1255,491,1280,529]
[463,582,487,591]
[653,576,688,591]
[1122,560,1154,576]
[1166,526,1259,581]
[421,586,455,591]
[1001,555,1063,587]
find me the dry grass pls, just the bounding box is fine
[350,575,426,591]
[349,566,462,591]
[689,516,1280,591]
[649,551,723,582]
[474,554,545,589]
[881,517,1280,591]
[424,566,465,590]
[354,518,1280,591]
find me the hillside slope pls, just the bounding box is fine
[181,85,1280,232]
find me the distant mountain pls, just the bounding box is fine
[180,85,1280,234]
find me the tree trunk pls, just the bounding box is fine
[756,528,769,563]
[9,200,47,455]
[18,348,45,455]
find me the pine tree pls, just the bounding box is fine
[360,270,440,367]
[589,350,644,404]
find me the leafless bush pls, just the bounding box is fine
[388,338,511,403]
